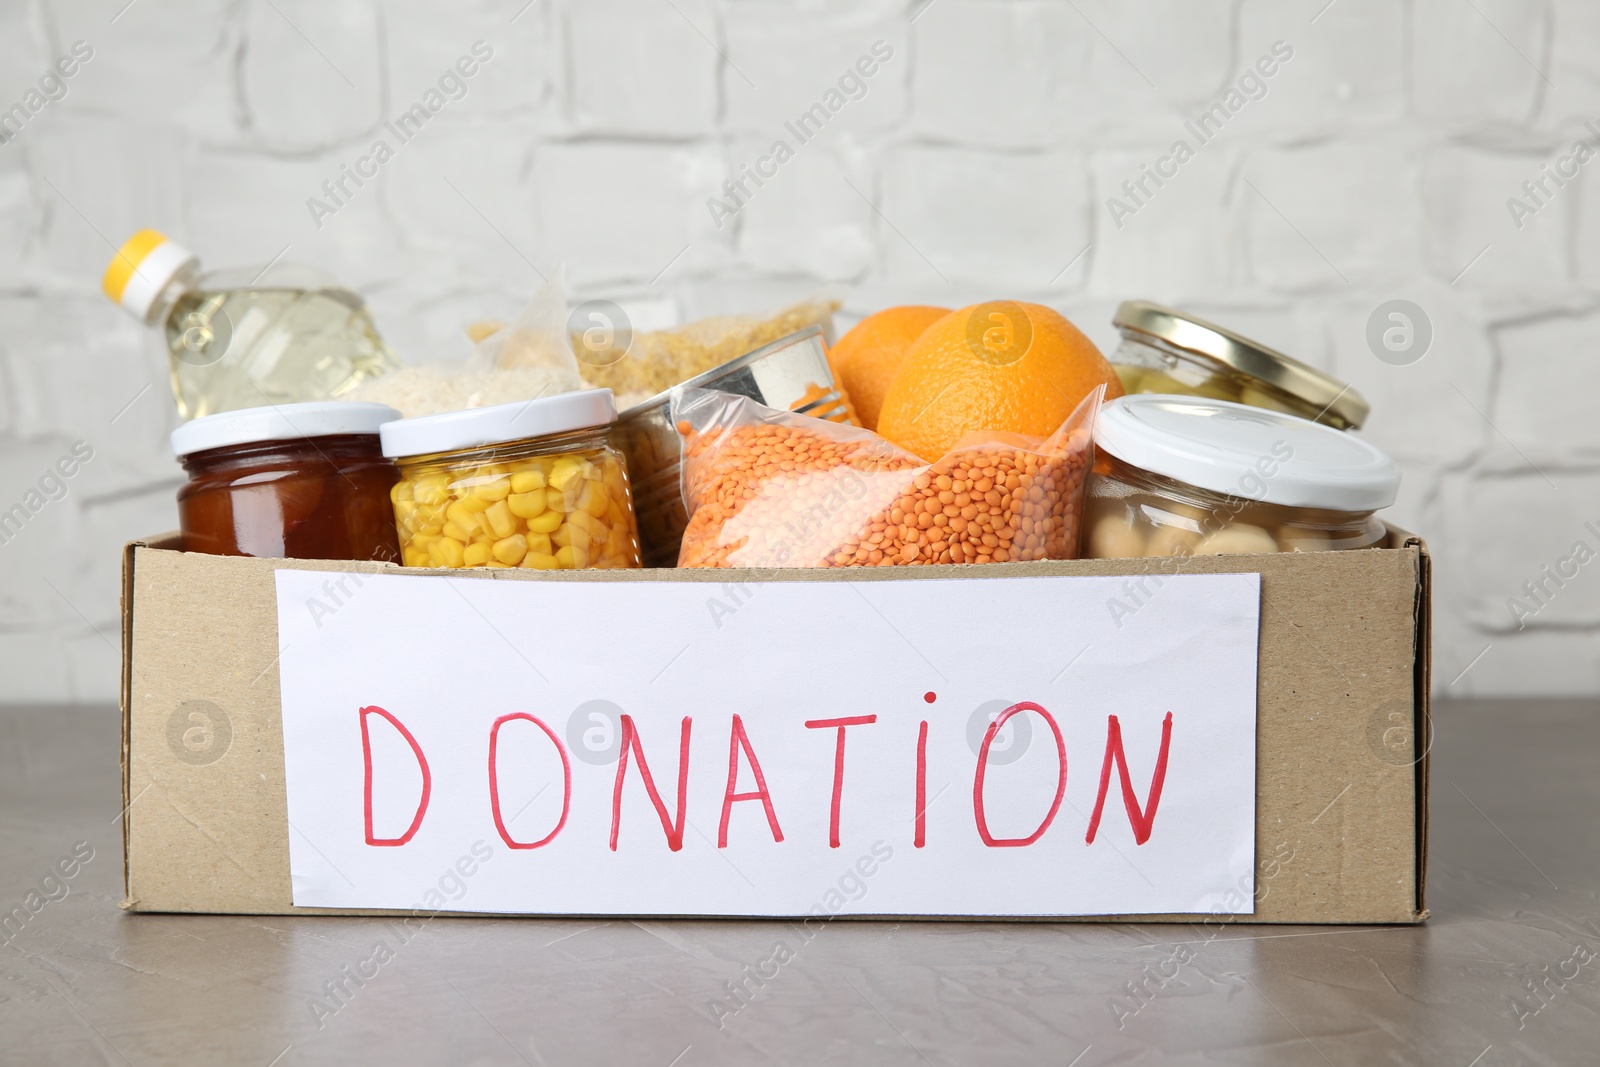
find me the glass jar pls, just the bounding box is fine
[380,390,641,571]
[1111,301,1368,430]
[172,402,403,560]
[1082,396,1400,558]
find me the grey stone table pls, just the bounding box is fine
[1,700,1596,1066]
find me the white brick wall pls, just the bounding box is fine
[1,0,1596,701]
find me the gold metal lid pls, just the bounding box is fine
[1112,300,1369,429]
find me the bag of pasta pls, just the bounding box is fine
[672,385,1102,568]
[577,296,840,410]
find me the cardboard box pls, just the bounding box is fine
[120,530,1430,923]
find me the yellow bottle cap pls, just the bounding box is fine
[102,229,197,321]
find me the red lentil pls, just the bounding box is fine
[677,419,1091,569]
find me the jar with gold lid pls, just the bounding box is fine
[1111,300,1368,430]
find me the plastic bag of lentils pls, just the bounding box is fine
[671,385,1103,569]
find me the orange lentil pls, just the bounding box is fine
[676,418,1092,569]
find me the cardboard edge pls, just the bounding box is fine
[119,539,142,910]
[1408,532,1432,922]
[116,904,1425,925]
[120,533,184,911]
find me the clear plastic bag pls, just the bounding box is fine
[579,296,840,409]
[672,385,1103,569]
[350,270,584,417]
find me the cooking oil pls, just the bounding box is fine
[163,286,396,419]
[103,230,399,419]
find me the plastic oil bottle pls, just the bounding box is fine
[103,230,399,419]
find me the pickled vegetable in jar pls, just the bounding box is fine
[379,390,641,571]
[1082,395,1400,558]
[1111,301,1368,430]
[172,401,403,560]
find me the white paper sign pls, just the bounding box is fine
[274,570,1260,918]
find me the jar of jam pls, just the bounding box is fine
[1111,301,1369,430]
[379,389,642,571]
[1082,395,1400,558]
[172,401,403,560]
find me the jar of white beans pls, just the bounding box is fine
[1082,396,1400,558]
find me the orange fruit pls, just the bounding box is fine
[875,301,1123,461]
[827,305,951,431]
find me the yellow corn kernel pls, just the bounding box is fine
[393,499,417,526]
[507,491,546,520]
[390,481,412,503]
[545,486,571,513]
[603,464,627,497]
[578,481,609,518]
[568,509,605,538]
[525,531,553,557]
[433,537,465,568]
[555,544,589,569]
[486,560,514,569]
[457,493,492,513]
[561,523,592,552]
[492,533,528,565]
[525,509,563,534]
[474,476,511,503]
[511,470,546,494]
[402,547,428,568]
[463,542,492,567]
[524,551,561,570]
[415,520,444,537]
[483,500,516,539]
[548,458,585,492]
[413,474,450,506]
[443,522,474,543]
[410,531,440,549]
[446,501,480,534]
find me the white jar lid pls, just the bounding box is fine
[1094,396,1400,512]
[171,401,402,457]
[379,388,617,459]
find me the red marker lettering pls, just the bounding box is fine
[487,714,571,850]
[1086,712,1174,846]
[610,715,692,852]
[804,715,877,848]
[718,714,783,847]
[359,705,431,847]
[972,701,1066,848]
[914,720,929,849]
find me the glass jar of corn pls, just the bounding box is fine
[378,389,641,571]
